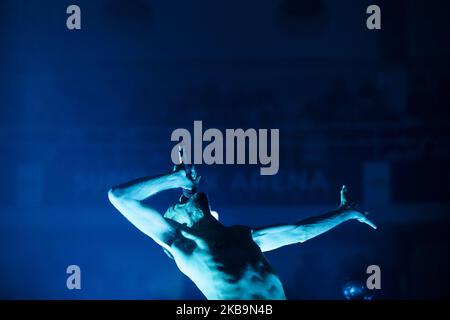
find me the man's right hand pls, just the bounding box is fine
[173,167,200,191]
[172,146,201,191]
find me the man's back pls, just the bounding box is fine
[169,224,286,300]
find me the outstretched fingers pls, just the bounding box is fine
[339,185,377,230]
[356,211,377,230]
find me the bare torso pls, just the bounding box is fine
[169,225,286,300]
[108,164,376,300]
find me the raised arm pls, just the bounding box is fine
[108,169,195,250]
[252,186,377,252]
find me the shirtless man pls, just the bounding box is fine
[108,152,376,300]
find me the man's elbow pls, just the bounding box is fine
[108,187,125,203]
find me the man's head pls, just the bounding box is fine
[164,192,218,228]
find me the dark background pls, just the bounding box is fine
[0,0,449,299]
